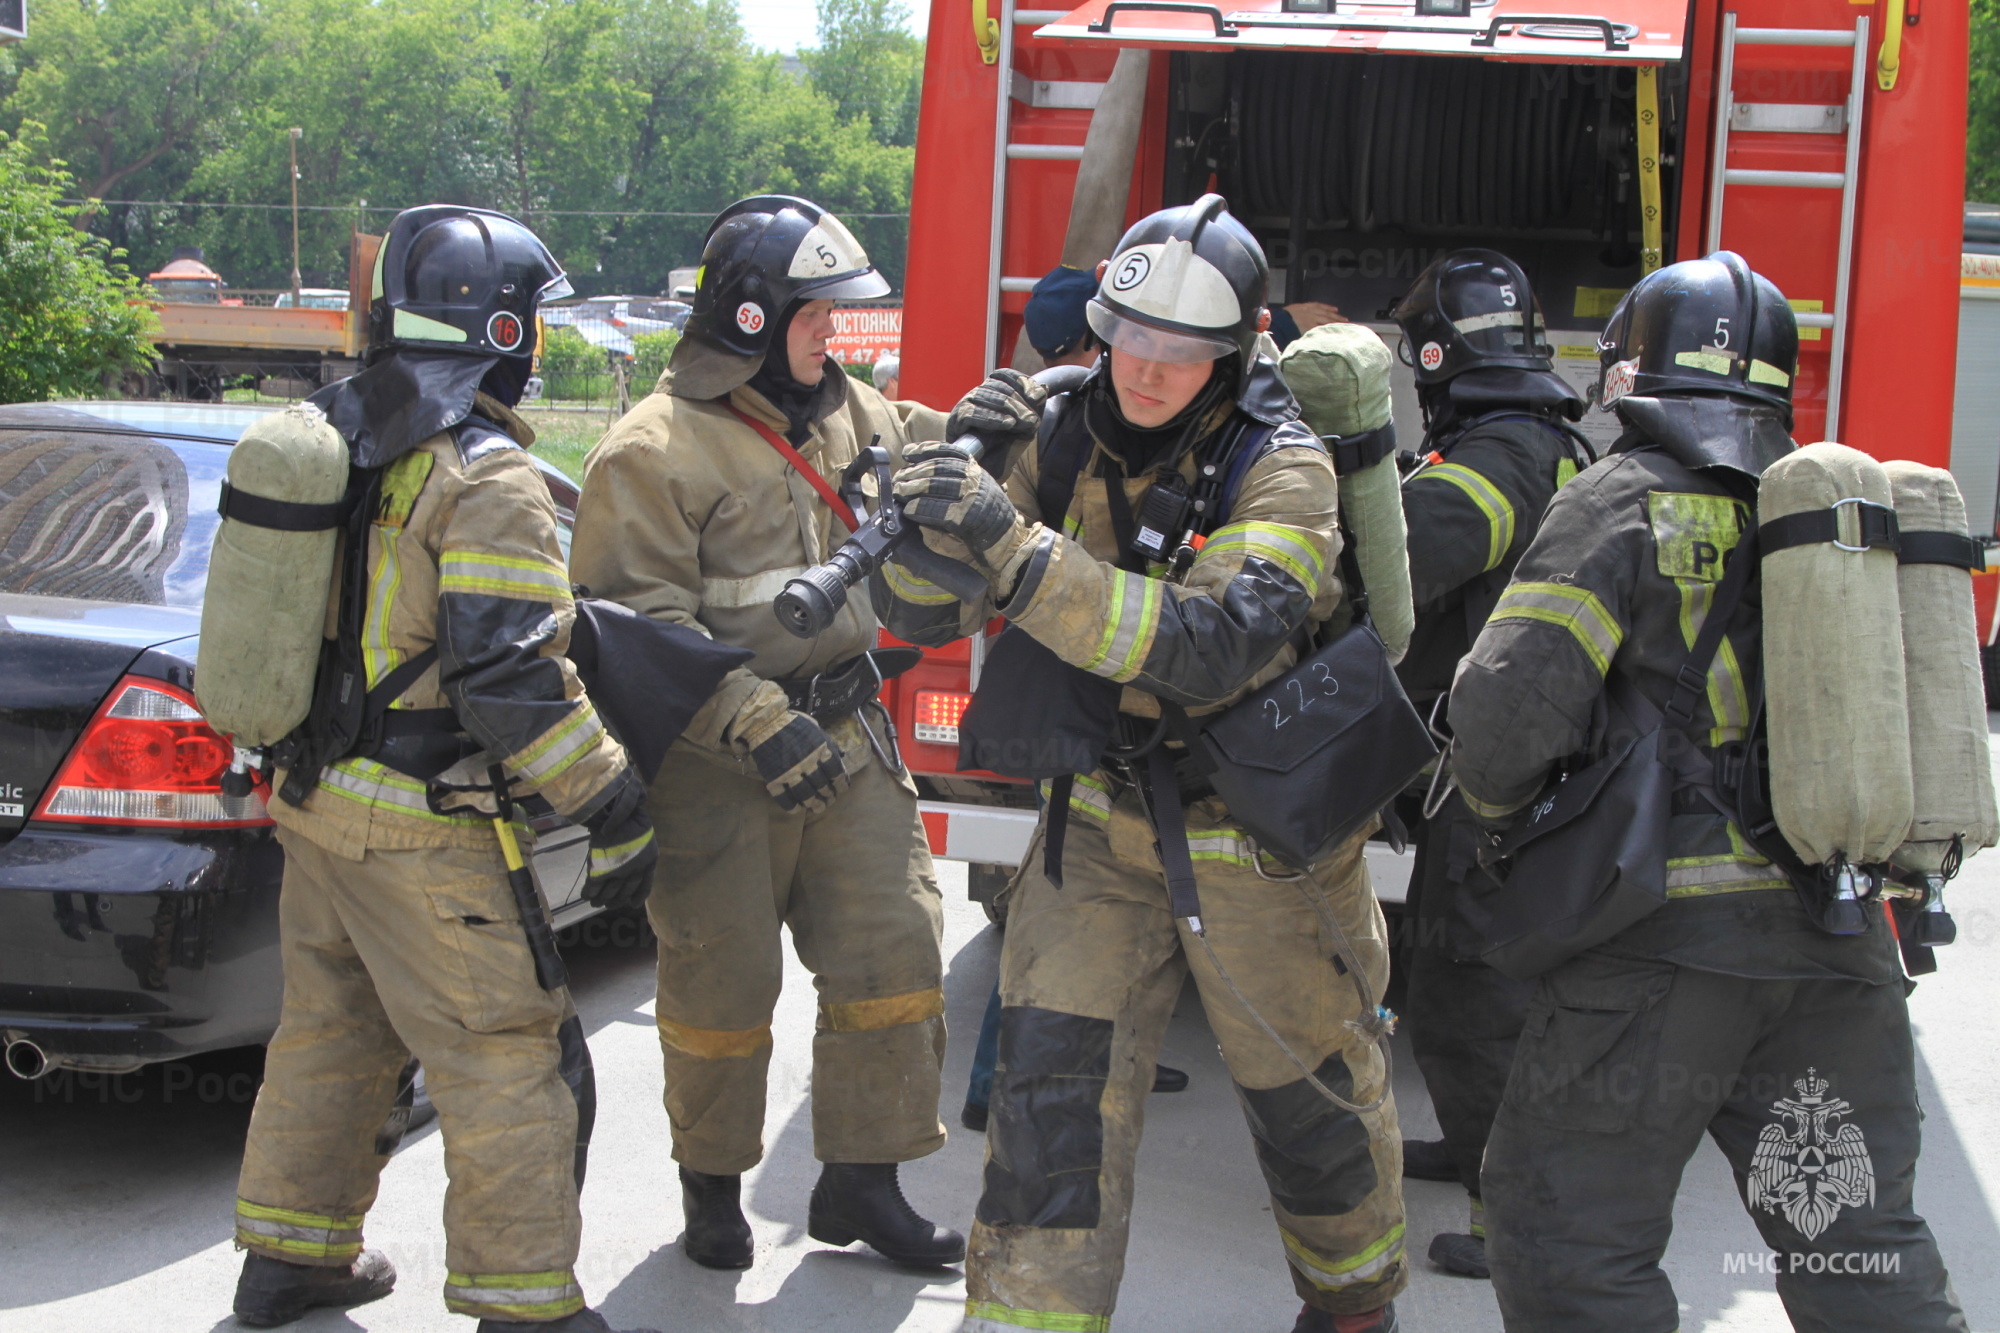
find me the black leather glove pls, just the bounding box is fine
[749,711,850,814]
[893,444,1030,573]
[581,770,658,910]
[946,368,1049,448]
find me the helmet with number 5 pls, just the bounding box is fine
[1390,249,1552,386]
[1595,250,1798,424]
[684,195,890,358]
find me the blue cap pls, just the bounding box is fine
[1023,265,1100,357]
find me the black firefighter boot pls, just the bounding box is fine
[679,1166,755,1269]
[1293,1301,1400,1333]
[477,1310,661,1333]
[232,1250,396,1327]
[807,1162,966,1266]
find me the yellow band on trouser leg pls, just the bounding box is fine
[657,1014,777,1175]
[1470,1196,1486,1240]
[443,1269,586,1320]
[963,1300,1111,1332]
[813,986,948,1163]
[234,1200,366,1266]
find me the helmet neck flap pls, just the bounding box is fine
[1613,394,1797,479]
[310,349,500,469]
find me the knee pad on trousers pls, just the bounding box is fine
[1236,1055,1379,1216]
[977,1006,1113,1231]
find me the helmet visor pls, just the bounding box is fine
[1086,301,1235,364]
[797,268,891,302]
[538,273,575,303]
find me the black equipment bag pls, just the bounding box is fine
[958,626,1122,779]
[1472,527,1759,981]
[567,594,754,785]
[1197,621,1436,869]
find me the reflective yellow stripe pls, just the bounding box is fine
[1673,578,1751,746]
[361,537,405,692]
[321,756,475,824]
[657,1014,772,1059]
[510,702,606,785]
[1186,828,1258,866]
[235,1200,365,1262]
[881,560,960,605]
[820,986,946,1033]
[1460,787,1532,822]
[1489,581,1623,676]
[1416,463,1515,571]
[1665,856,1790,897]
[439,550,572,602]
[589,829,653,876]
[1082,568,1163,682]
[964,1302,1110,1332]
[443,1270,584,1320]
[1044,772,1115,823]
[377,450,433,527]
[1282,1223,1406,1290]
[1200,520,1325,595]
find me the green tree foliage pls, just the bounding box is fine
[0,124,158,402]
[1971,0,2000,202]
[631,329,680,388]
[0,0,920,297]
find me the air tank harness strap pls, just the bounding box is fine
[1758,499,1899,556]
[1320,421,1396,478]
[217,479,358,532]
[1897,531,1988,570]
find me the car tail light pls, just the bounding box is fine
[34,677,272,827]
[912,690,974,746]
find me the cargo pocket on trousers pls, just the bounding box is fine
[1502,960,1673,1135]
[422,871,562,1035]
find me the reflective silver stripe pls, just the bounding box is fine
[438,551,572,601]
[322,757,470,824]
[702,566,811,609]
[1082,568,1163,681]
[1665,858,1790,894]
[1283,1224,1406,1290]
[511,702,606,784]
[1452,309,1530,336]
[1187,829,1256,865]
[590,830,653,875]
[235,1217,364,1247]
[1488,581,1622,676]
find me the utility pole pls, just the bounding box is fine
[288,128,303,304]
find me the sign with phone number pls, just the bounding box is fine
[828,307,901,366]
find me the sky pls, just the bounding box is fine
[737,0,929,52]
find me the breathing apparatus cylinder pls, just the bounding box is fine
[1277,323,1414,661]
[1757,442,1914,869]
[1882,461,1998,875]
[195,402,350,746]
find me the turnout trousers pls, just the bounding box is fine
[1483,949,1966,1333]
[644,742,947,1173]
[236,829,593,1322]
[1404,793,1532,1210]
[964,778,1408,1330]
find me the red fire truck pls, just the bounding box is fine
[880,0,1978,907]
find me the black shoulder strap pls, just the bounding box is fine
[1660,526,1760,729]
[1033,394,1093,534]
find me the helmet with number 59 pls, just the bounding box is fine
[684,195,890,358]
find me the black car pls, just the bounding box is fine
[0,400,596,1083]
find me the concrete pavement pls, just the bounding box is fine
[5,809,2000,1331]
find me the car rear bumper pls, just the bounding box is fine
[0,826,284,1075]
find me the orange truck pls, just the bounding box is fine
[146,237,381,395]
[882,0,1981,904]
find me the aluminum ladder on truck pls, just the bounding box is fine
[981,0,1096,371]
[1705,12,1870,433]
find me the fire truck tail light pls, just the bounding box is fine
[912,690,973,746]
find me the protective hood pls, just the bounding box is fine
[1612,394,1797,479]
[309,349,499,469]
[660,333,764,401]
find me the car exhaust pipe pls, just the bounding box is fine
[5,1038,50,1081]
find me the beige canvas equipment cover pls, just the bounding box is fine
[1883,461,1999,874]
[1280,323,1414,661]
[1758,442,1914,868]
[195,403,349,746]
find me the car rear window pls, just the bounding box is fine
[0,409,226,607]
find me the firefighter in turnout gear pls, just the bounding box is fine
[568,195,964,1272]
[230,207,659,1333]
[1450,252,1968,1331]
[880,196,1407,1333]
[1386,249,1590,1279]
